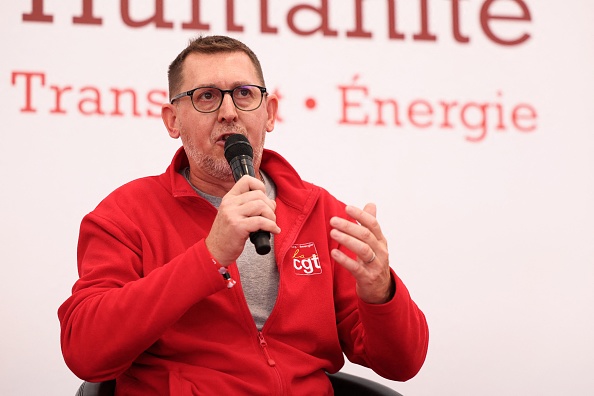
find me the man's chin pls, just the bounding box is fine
[210,162,235,181]
[188,154,231,180]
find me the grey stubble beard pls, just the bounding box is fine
[180,123,266,182]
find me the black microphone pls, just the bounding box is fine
[224,134,271,255]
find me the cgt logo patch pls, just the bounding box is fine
[291,242,322,275]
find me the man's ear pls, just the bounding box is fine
[162,103,180,139]
[265,93,279,133]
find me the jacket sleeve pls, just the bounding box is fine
[57,210,226,381]
[333,250,429,381]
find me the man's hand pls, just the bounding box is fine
[206,176,280,265]
[329,203,394,304]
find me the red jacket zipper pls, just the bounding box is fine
[258,332,276,367]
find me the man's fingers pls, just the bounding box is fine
[228,175,266,196]
[329,228,373,260]
[362,202,377,217]
[344,204,384,244]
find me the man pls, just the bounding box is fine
[59,35,428,395]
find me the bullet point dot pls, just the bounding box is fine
[305,98,317,109]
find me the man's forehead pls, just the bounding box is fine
[182,51,258,82]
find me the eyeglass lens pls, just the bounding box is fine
[192,86,263,112]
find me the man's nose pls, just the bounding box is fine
[218,92,238,122]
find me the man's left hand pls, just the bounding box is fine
[329,203,394,304]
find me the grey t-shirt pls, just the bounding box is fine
[182,168,279,330]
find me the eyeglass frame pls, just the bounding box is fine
[169,84,268,113]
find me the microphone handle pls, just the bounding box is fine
[250,231,271,255]
[229,156,271,255]
[229,155,255,180]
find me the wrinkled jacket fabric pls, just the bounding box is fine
[59,148,428,395]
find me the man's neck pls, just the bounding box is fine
[184,167,264,198]
[185,168,234,198]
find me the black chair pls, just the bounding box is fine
[328,372,404,396]
[75,380,115,396]
[76,372,403,395]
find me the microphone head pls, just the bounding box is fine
[224,134,253,163]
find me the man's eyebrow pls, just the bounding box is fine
[190,81,254,89]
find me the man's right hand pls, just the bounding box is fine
[205,175,280,265]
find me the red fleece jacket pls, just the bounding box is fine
[58,148,428,395]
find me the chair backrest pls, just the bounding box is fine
[75,380,115,396]
[77,372,403,396]
[328,372,404,396]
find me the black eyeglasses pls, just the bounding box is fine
[170,85,267,113]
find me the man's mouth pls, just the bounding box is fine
[218,133,243,143]
[218,133,233,143]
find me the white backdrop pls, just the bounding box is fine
[1,1,593,395]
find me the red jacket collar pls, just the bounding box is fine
[166,146,318,211]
